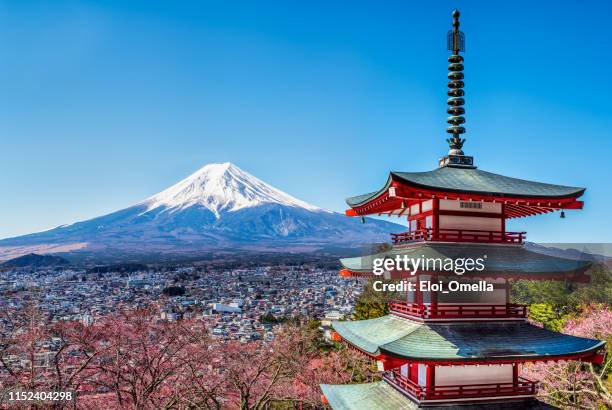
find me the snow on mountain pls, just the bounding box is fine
[142,162,324,217]
[0,162,403,261]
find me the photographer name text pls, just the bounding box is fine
[373,280,494,293]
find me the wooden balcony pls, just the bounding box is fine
[389,301,527,320]
[384,369,536,402]
[391,228,526,245]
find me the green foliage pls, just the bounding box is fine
[261,313,288,324]
[511,280,570,306]
[350,243,402,320]
[307,319,321,331]
[512,264,612,333]
[528,303,566,331]
[304,319,332,352]
[352,278,404,320]
[353,299,389,320]
[567,266,612,306]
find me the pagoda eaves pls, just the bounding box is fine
[331,315,605,365]
[338,243,592,282]
[346,167,585,218]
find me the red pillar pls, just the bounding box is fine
[501,203,506,239]
[426,365,435,398]
[409,363,418,383]
[430,273,438,318]
[512,363,519,384]
[415,273,422,305]
[432,198,439,239]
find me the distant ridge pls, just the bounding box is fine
[525,242,612,267]
[1,253,70,268]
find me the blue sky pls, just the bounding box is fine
[0,1,611,242]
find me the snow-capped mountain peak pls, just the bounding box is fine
[142,162,324,217]
[0,161,402,261]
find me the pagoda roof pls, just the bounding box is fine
[321,381,418,410]
[331,315,605,363]
[347,167,585,207]
[339,243,591,280]
[320,381,557,409]
[345,166,585,218]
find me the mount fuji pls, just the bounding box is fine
[0,163,401,261]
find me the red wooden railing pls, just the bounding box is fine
[389,301,527,319]
[391,228,526,245]
[385,369,536,401]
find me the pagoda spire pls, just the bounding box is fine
[439,10,473,168]
[446,9,466,155]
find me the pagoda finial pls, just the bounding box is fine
[440,9,473,168]
[451,9,462,54]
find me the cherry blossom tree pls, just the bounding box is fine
[523,305,611,409]
[290,345,379,407]
[0,302,106,409]
[81,310,214,409]
[1,307,375,409]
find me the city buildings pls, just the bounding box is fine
[0,263,361,344]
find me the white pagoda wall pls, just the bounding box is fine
[436,288,506,304]
[438,200,502,232]
[439,215,502,232]
[435,364,513,386]
[409,200,433,216]
[439,200,501,213]
[418,364,427,386]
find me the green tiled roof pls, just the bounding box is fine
[339,243,591,276]
[330,316,421,355]
[320,381,557,409]
[321,381,418,410]
[332,315,604,362]
[346,166,585,207]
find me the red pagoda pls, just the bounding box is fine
[320,10,606,410]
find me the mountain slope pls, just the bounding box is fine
[0,163,402,260]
